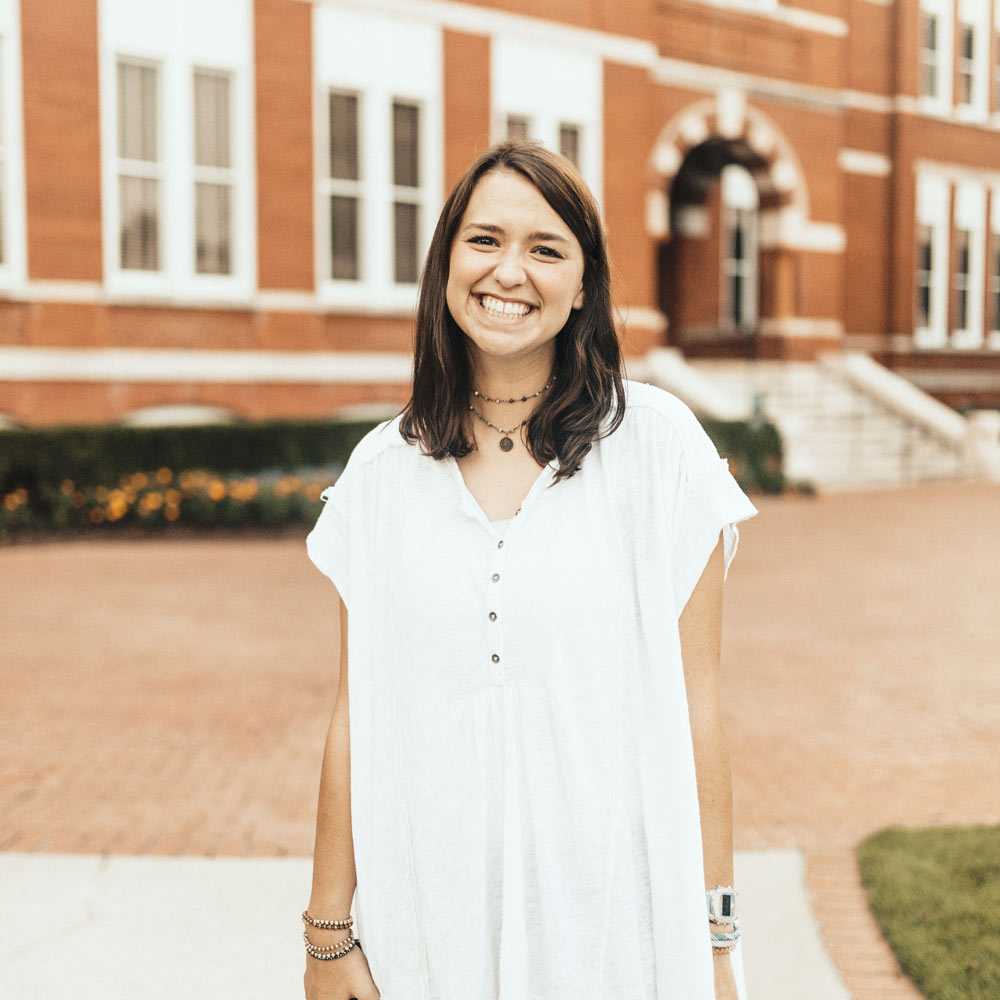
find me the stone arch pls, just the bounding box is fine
[645,93,808,241]
[646,93,814,357]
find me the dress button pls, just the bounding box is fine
[491,573,500,582]
[491,654,500,663]
[497,539,504,549]
[489,611,497,622]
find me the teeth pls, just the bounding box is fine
[480,295,532,318]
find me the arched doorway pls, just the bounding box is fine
[647,98,806,359]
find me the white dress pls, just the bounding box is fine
[307,380,757,1000]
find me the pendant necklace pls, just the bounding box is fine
[468,406,524,451]
[469,376,556,452]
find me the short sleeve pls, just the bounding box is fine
[670,409,758,613]
[306,476,351,603]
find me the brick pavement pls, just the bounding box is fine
[3,481,999,998]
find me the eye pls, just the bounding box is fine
[467,235,498,247]
[533,246,564,259]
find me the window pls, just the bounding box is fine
[117,60,160,270]
[720,165,758,332]
[957,22,975,106]
[559,123,581,167]
[953,228,970,332]
[193,70,233,275]
[920,13,940,98]
[329,91,361,281]
[916,224,934,329]
[392,100,420,284]
[506,114,531,141]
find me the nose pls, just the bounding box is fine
[493,251,526,288]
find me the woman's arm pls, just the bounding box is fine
[679,535,739,1000]
[303,596,380,999]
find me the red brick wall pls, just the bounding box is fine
[603,61,658,314]
[255,0,314,291]
[443,30,491,191]
[21,0,103,281]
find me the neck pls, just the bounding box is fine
[470,350,555,401]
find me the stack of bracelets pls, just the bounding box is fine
[707,886,741,954]
[301,910,359,961]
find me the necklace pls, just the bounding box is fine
[468,405,524,452]
[472,376,555,405]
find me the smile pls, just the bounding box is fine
[476,295,535,320]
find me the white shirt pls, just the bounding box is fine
[307,381,757,1000]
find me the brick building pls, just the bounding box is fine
[1,0,999,428]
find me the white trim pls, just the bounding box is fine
[617,306,667,332]
[915,159,1000,187]
[838,149,892,177]
[758,209,845,253]
[0,347,414,383]
[315,0,846,40]
[758,317,843,338]
[302,0,657,68]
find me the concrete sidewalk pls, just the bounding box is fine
[0,850,849,1000]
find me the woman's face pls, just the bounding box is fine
[446,169,585,372]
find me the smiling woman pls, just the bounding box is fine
[303,139,756,1000]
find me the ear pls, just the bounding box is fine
[572,286,585,311]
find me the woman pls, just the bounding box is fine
[304,139,756,1000]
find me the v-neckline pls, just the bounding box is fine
[448,455,556,531]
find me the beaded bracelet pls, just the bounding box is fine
[302,910,354,931]
[303,930,359,961]
[710,918,742,952]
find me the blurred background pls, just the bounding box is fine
[1,1,999,998]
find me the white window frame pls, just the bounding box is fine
[914,172,950,349]
[99,0,255,303]
[314,5,441,311]
[0,0,26,292]
[951,181,985,348]
[919,0,954,112]
[492,36,603,204]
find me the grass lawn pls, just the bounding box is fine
[858,826,1000,1000]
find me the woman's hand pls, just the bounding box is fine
[303,945,380,1000]
[713,949,739,1000]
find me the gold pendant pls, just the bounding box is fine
[499,436,514,452]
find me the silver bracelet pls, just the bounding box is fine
[710,917,742,951]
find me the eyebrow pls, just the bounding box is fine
[462,222,570,244]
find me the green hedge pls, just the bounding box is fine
[0,418,380,497]
[701,416,784,495]
[0,413,785,538]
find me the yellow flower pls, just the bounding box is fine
[107,490,128,522]
[140,492,164,514]
[165,489,181,506]
[60,479,75,496]
[156,467,173,485]
[95,485,109,503]
[14,488,28,504]
[208,479,226,502]
[131,472,149,490]
[164,503,180,522]
[3,494,19,512]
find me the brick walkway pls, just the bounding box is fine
[3,482,998,998]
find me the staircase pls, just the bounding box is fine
[639,349,1000,492]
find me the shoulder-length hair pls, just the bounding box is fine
[399,139,625,482]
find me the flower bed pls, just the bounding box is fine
[1,467,335,537]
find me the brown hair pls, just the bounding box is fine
[399,139,625,481]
